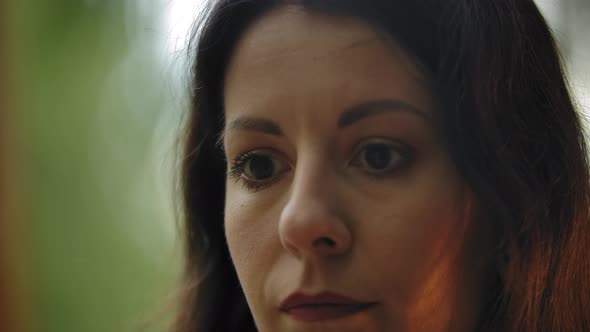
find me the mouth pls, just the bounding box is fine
[278,291,378,322]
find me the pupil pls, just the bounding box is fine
[249,155,274,180]
[365,145,391,170]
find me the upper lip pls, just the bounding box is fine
[279,291,376,311]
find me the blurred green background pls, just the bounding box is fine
[5,0,589,331]
[9,0,203,331]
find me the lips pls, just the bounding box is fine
[278,292,377,322]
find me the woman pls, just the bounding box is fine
[174,0,590,331]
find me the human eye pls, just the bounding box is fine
[227,149,290,192]
[350,138,414,175]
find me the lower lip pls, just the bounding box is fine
[281,303,375,322]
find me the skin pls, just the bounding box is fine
[222,6,488,332]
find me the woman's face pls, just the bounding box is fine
[223,6,487,332]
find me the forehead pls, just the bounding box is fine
[223,5,431,119]
[229,6,387,66]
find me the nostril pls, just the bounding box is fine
[314,236,336,248]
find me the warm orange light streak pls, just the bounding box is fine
[0,1,28,331]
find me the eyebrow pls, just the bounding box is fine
[222,98,429,142]
[218,116,282,149]
[227,116,283,135]
[337,99,429,128]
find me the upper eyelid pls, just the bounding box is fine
[228,137,409,161]
[230,148,293,168]
[227,147,275,160]
[351,139,414,163]
[351,137,409,153]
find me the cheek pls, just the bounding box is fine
[225,194,269,277]
[357,160,473,303]
[224,189,281,312]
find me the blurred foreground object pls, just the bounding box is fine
[0,1,28,331]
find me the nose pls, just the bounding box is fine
[278,170,352,259]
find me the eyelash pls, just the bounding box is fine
[227,141,414,192]
[227,151,279,192]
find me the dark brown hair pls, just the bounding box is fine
[174,0,590,331]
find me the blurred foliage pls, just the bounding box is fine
[11,0,182,331]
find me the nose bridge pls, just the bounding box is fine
[290,154,328,201]
[278,155,352,258]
